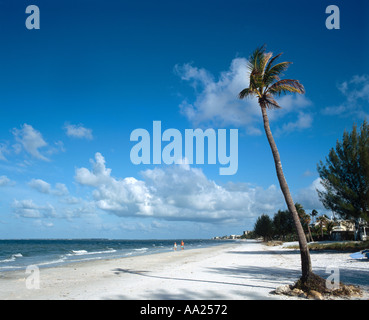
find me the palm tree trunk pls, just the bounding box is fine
[308,225,314,242]
[260,104,312,281]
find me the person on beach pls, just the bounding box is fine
[174,242,177,251]
[181,240,184,250]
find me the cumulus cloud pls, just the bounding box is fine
[295,178,326,211]
[75,152,153,216]
[175,57,313,135]
[64,123,93,140]
[175,58,261,135]
[0,175,15,187]
[52,183,69,196]
[1,124,64,163]
[75,152,112,187]
[323,74,369,118]
[12,199,57,219]
[16,153,325,226]
[12,196,89,221]
[75,152,285,223]
[12,124,49,161]
[28,179,51,194]
[28,178,69,197]
[275,112,313,136]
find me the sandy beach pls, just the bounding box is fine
[0,240,368,300]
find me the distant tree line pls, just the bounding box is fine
[250,203,333,242]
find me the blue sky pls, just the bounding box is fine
[0,0,368,239]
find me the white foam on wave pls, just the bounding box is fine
[37,257,67,266]
[0,265,23,270]
[0,253,23,263]
[70,250,88,255]
[67,248,117,257]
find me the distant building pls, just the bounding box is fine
[330,218,368,241]
[212,234,241,240]
[330,220,355,241]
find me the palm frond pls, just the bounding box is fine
[249,69,263,93]
[247,45,275,95]
[262,94,282,109]
[239,87,254,99]
[267,79,305,96]
[265,52,283,73]
[260,52,273,74]
[248,45,266,65]
[263,74,280,88]
[247,45,266,74]
[266,61,292,77]
[263,54,290,88]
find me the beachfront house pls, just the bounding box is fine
[330,218,368,241]
[330,220,355,241]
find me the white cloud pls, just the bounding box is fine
[61,200,97,221]
[28,179,69,196]
[175,57,312,135]
[46,140,66,156]
[52,183,69,196]
[12,199,57,219]
[75,152,285,223]
[76,153,153,217]
[34,220,54,228]
[60,196,82,205]
[1,124,63,163]
[28,179,51,194]
[295,178,326,212]
[75,153,113,186]
[0,143,9,161]
[323,74,369,118]
[11,197,91,221]
[64,123,93,140]
[0,175,15,187]
[175,58,261,134]
[275,112,313,136]
[12,124,49,161]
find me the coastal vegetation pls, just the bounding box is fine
[317,121,369,223]
[288,240,369,252]
[251,203,337,243]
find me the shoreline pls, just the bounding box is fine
[0,238,229,272]
[0,240,368,300]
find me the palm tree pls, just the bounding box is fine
[310,209,318,224]
[296,203,314,243]
[239,45,312,282]
[316,215,328,239]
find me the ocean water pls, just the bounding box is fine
[0,239,232,271]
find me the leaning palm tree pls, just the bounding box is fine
[239,45,314,283]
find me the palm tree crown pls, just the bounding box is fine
[239,45,305,109]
